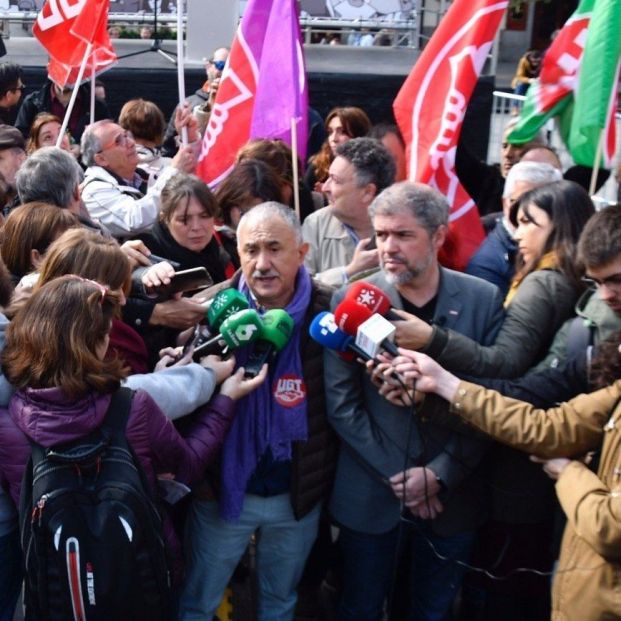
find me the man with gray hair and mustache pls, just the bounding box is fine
[324,182,504,621]
[179,202,337,621]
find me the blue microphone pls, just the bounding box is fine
[309,312,371,362]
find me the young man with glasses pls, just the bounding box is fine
[534,204,621,371]
[0,62,25,126]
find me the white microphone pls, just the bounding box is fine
[355,314,400,358]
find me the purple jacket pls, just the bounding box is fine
[0,386,235,579]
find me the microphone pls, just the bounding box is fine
[334,297,373,335]
[344,281,400,320]
[243,309,295,378]
[183,289,251,355]
[308,311,371,362]
[334,299,399,358]
[207,288,250,331]
[191,308,263,360]
[355,314,399,357]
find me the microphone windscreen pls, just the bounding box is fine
[345,281,392,316]
[207,288,250,330]
[260,309,295,352]
[334,299,373,336]
[218,309,263,349]
[309,312,353,352]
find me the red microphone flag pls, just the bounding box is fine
[393,0,508,271]
[33,0,117,88]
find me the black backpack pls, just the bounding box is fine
[19,388,172,621]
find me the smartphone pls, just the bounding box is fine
[149,267,213,298]
[365,235,377,250]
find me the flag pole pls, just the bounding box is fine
[176,0,188,146]
[290,117,300,220]
[56,42,93,149]
[588,129,604,196]
[90,65,96,124]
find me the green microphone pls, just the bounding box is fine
[191,309,263,360]
[243,309,295,378]
[207,288,250,331]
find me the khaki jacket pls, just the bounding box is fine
[451,380,621,621]
[302,206,357,287]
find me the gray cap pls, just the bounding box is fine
[0,125,25,151]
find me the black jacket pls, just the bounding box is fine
[200,273,338,519]
[15,81,109,141]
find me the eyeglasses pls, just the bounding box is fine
[581,273,621,289]
[98,130,134,153]
[210,59,226,71]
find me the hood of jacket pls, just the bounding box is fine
[575,288,621,338]
[9,387,113,448]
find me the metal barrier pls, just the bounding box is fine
[490,90,573,170]
[489,90,620,203]
[0,8,420,47]
[300,18,417,48]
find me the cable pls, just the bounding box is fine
[377,368,606,582]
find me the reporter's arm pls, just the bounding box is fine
[447,380,616,458]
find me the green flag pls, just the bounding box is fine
[508,0,594,145]
[568,0,621,167]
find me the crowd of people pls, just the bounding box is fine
[0,43,618,621]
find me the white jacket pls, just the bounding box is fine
[80,164,178,238]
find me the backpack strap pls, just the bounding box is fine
[100,387,135,442]
[100,388,158,500]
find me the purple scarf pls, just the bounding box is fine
[219,267,312,520]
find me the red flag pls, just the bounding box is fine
[394,0,508,271]
[33,0,117,88]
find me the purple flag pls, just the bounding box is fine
[197,0,308,185]
[249,0,308,158]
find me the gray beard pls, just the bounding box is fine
[383,268,417,285]
[381,253,433,285]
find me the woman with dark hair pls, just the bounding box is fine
[395,180,596,377]
[215,158,284,231]
[304,106,371,191]
[139,172,237,281]
[0,276,266,618]
[236,138,317,221]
